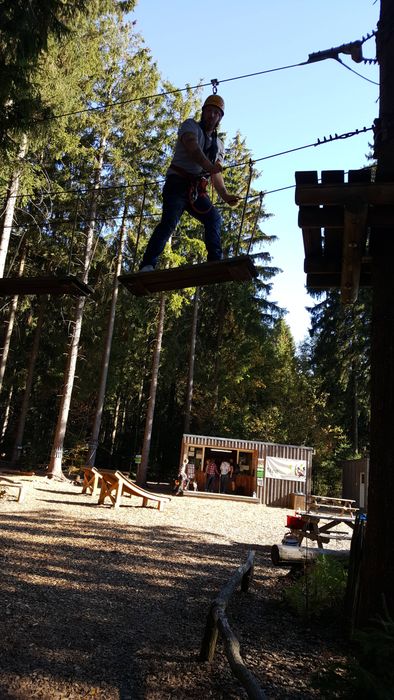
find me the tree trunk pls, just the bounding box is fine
[86,203,127,467]
[0,249,26,393]
[358,0,394,622]
[352,369,359,455]
[137,293,166,486]
[0,134,28,277]
[212,293,226,422]
[11,297,46,463]
[184,287,199,434]
[0,384,13,441]
[48,136,107,479]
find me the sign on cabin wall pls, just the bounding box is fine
[266,456,307,482]
[257,458,264,485]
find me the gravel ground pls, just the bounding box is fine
[0,475,353,699]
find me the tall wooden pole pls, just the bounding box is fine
[358,0,394,622]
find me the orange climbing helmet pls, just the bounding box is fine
[202,94,225,116]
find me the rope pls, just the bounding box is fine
[247,192,264,255]
[335,57,379,85]
[132,183,146,271]
[4,125,373,203]
[35,61,310,123]
[235,160,254,256]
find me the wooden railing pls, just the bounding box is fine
[199,550,266,699]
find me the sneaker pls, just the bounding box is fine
[140,265,154,273]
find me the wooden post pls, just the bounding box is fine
[357,0,394,624]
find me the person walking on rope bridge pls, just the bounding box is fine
[139,95,239,272]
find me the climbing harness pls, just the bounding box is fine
[167,119,220,215]
[169,163,213,215]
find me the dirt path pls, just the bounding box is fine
[0,477,351,699]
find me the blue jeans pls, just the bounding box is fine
[140,175,222,269]
[206,474,216,492]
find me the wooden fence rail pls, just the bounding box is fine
[199,550,266,700]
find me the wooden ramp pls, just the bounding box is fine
[0,275,93,297]
[118,255,258,296]
[92,467,171,511]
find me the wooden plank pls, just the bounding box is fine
[114,470,171,511]
[304,257,342,274]
[299,205,394,228]
[321,171,344,259]
[118,255,257,296]
[306,271,372,290]
[295,180,394,206]
[0,275,93,297]
[295,172,322,259]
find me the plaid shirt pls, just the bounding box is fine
[206,461,217,475]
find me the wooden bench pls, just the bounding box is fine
[0,477,28,502]
[96,468,171,511]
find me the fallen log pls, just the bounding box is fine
[271,543,350,567]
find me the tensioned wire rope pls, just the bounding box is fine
[4,30,377,240]
[2,124,373,207]
[28,29,377,123]
[3,132,374,237]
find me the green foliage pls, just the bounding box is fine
[351,613,394,700]
[306,288,371,492]
[284,556,348,618]
[0,1,347,479]
[315,612,394,700]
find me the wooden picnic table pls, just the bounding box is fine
[306,494,357,517]
[292,510,356,548]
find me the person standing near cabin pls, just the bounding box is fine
[219,458,233,494]
[205,458,219,492]
[139,95,239,272]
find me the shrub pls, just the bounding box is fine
[284,555,347,618]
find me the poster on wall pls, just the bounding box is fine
[265,456,307,482]
[256,457,264,485]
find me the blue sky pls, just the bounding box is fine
[131,1,379,343]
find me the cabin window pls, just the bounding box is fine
[238,451,253,473]
[187,446,203,470]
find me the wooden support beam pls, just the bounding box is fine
[341,201,369,304]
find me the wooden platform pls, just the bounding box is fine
[295,168,381,303]
[0,275,93,297]
[118,256,258,296]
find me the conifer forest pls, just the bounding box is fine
[0,1,371,488]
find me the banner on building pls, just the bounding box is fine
[265,456,307,482]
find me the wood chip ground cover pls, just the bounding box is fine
[0,477,352,699]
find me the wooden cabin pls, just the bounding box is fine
[342,457,369,510]
[180,433,313,508]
